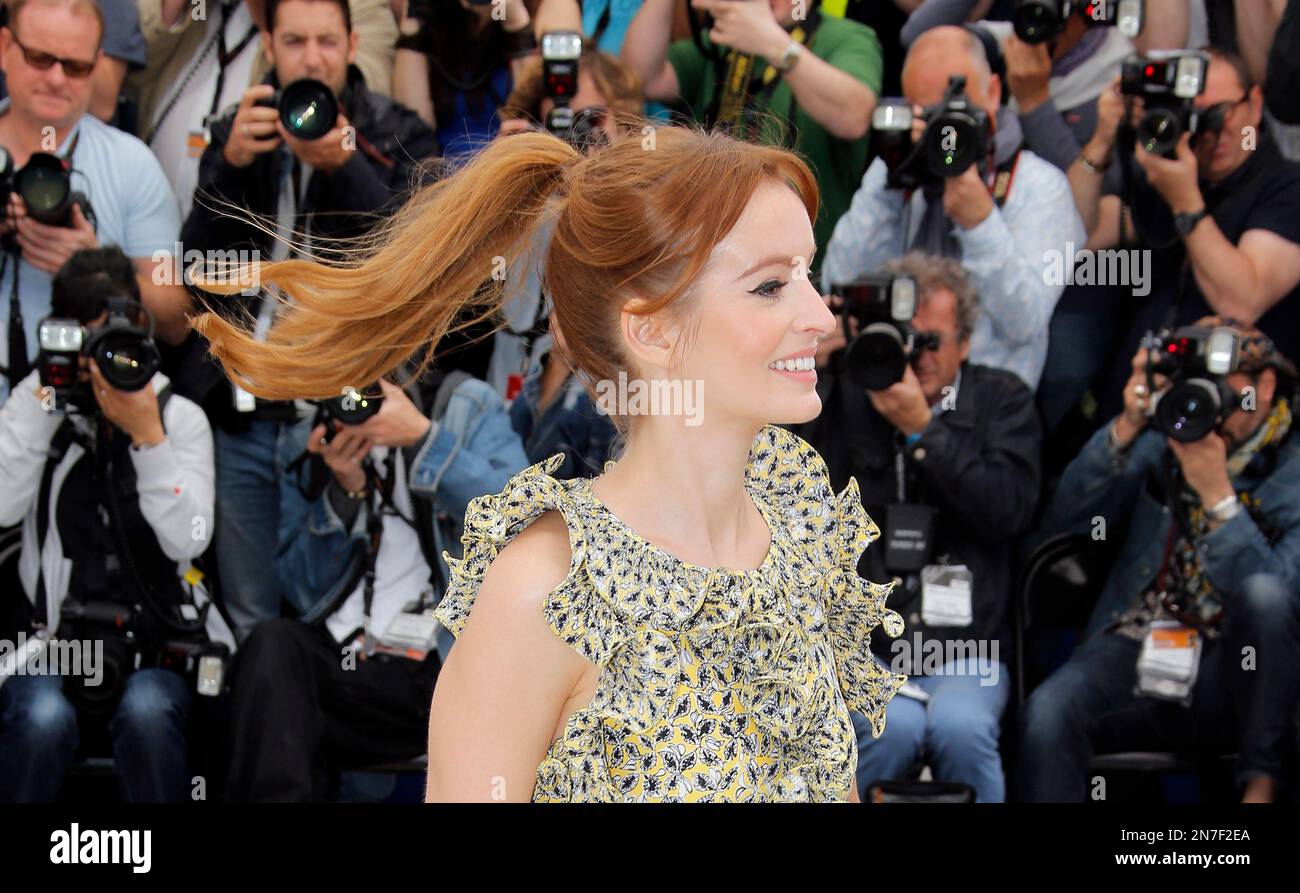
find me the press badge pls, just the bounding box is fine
[920,564,974,627]
[187,129,209,159]
[232,382,256,413]
[371,611,441,662]
[1135,620,1201,704]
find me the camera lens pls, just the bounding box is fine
[326,385,384,425]
[924,116,980,178]
[1154,380,1220,443]
[1137,108,1182,156]
[279,79,338,141]
[845,323,908,392]
[15,153,72,225]
[93,330,159,392]
[1012,0,1059,44]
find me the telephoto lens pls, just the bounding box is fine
[1012,0,1067,45]
[14,152,75,225]
[265,79,339,141]
[322,384,384,427]
[82,298,161,392]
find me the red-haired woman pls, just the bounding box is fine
[197,121,907,802]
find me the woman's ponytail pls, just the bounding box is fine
[192,131,581,400]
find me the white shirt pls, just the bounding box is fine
[325,445,433,646]
[149,1,260,221]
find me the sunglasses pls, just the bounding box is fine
[8,34,96,79]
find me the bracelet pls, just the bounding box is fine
[338,481,369,501]
[1079,149,1111,174]
[1107,418,1133,455]
[1205,493,1240,523]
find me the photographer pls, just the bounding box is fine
[821,25,1085,391]
[0,0,189,405]
[134,0,398,217]
[225,371,527,801]
[800,253,1041,802]
[622,0,883,266]
[0,246,223,803]
[1072,48,1300,419]
[392,0,535,157]
[1020,318,1300,803]
[176,0,437,642]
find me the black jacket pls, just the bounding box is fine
[798,361,1042,666]
[168,66,440,417]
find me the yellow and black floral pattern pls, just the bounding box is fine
[434,425,907,802]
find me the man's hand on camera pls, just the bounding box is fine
[691,0,788,61]
[943,163,994,230]
[354,380,432,448]
[1168,433,1233,509]
[278,113,355,175]
[1002,33,1053,114]
[867,364,932,436]
[89,363,165,448]
[306,421,371,493]
[1082,75,1125,168]
[1135,132,1204,215]
[12,198,98,274]
[224,85,282,168]
[1115,346,1165,446]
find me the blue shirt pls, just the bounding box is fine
[0,100,181,403]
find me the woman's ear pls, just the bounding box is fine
[619,304,677,373]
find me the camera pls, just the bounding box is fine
[1143,325,1241,443]
[36,298,161,412]
[58,599,229,715]
[1120,50,1210,158]
[830,272,940,391]
[317,383,384,438]
[255,78,339,142]
[1012,0,1144,45]
[538,31,607,149]
[0,147,97,228]
[871,75,991,189]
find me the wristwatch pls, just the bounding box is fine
[1173,207,1209,238]
[1205,493,1241,523]
[775,41,803,74]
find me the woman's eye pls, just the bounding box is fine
[749,279,786,299]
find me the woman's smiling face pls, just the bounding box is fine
[648,178,834,430]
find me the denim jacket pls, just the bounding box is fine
[1042,420,1300,640]
[509,367,617,480]
[274,376,529,660]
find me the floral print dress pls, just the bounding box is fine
[433,425,907,801]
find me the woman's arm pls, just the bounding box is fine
[426,511,593,802]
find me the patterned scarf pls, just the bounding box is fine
[1161,398,1293,633]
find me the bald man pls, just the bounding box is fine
[821,26,1085,393]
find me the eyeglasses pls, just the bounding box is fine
[8,34,96,79]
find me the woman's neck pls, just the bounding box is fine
[592,416,770,570]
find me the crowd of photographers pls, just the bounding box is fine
[0,0,1296,804]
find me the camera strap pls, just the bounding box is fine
[4,246,28,390]
[704,12,818,144]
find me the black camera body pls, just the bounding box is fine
[256,78,339,142]
[58,599,229,714]
[36,298,161,412]
[1143,325,1242,443]
[871,75,992,190]
[1012,0,1145,45]
[1120,51,1210,158]
[0,148,97,229]
[831,272,940,391]
[319,383,384,432]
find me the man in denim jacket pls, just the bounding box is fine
[223,370,527,801]
[1020,318,1300,803]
